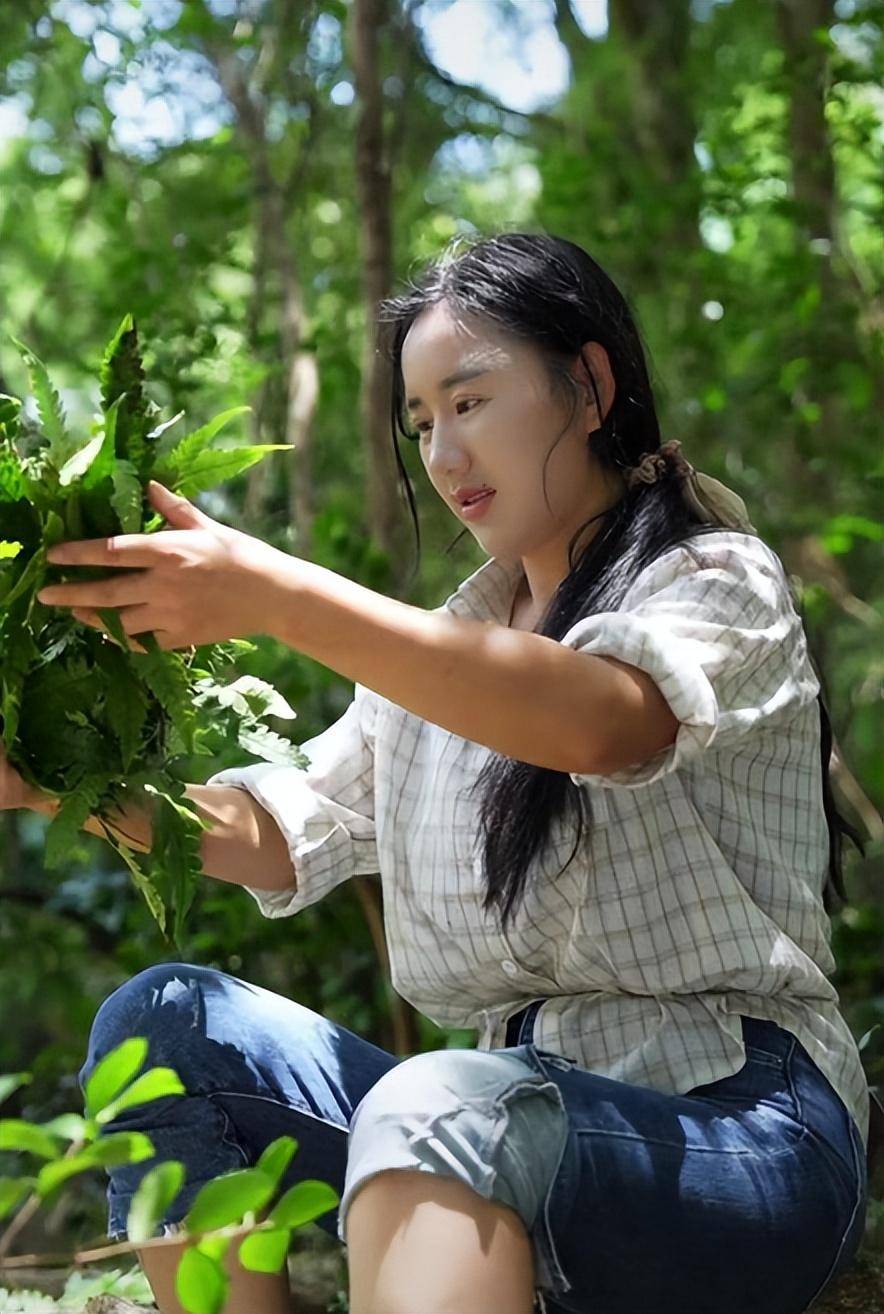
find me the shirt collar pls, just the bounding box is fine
[441,556,526,626]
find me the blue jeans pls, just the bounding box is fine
[79,965,867,1314]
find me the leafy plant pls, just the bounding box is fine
[0,317,309,941]
[0,1047,340,1314]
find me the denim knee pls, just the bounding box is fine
[338,1047,567,1249]
[78,962,223,1093]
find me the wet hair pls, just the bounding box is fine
[376,230,863,932]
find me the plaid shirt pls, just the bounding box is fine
[209,530,869,1148]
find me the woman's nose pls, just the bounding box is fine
[426,430,468,481]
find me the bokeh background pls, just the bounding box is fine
[1,1,881,1307]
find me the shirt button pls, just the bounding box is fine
[501,959,518,977]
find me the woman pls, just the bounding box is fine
[13,231,870,1314]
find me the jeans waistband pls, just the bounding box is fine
[505,998,548,1047]
[504,1003,799,1054]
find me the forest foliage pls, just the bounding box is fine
[0,0,881,1292]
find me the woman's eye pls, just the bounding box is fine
[409,399,481,441]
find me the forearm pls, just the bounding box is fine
[29,785,297,893]
[263,555,619,773]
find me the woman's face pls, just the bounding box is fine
[401,302,619,566]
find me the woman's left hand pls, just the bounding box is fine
[36,481,281,652]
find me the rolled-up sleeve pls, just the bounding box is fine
[206,681,380,917]
[561,536,820,789]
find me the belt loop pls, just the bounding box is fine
[518,997,549,1045]
[504,997,550,1047]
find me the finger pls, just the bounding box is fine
[72,608,149,654]
[132,625,178,652]
[119,604,161,637]
[148,481,206,521]
[37,572,151,609]
[45,534,173,568]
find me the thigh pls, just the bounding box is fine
[515,1020,867,1314]
[79,962,401,1237]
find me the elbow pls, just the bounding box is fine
[569,714,679,778]
[563,722,612,777]
[561,652,679,779]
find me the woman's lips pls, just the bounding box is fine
[458,490,496,520]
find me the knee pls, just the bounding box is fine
[341,1048,565,1242]
[78,962,225,1089]
[350,1047,537,1130]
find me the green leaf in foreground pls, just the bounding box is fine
[269,1179,340,1229]
[84,1037,149,1119]
[95,1067,186,1124]
[255,1136,298,1192]
[196,1234,232,1264]
[0,1073,32,1107]
[127,1159,186,1244]
[0,1118,61,1159]
[39,1112,88,1141]
[37,1131,155,1195]
[58,1265,155,1306]
[175,1245,229,1314]
[184,1167,276,1233]
[238,1225,291,1274]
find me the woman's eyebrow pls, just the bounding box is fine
[406,366,491,410]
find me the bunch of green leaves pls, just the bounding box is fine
[0,316,308,942]
[0,1047,340,1314]
[0,1051,186,1223]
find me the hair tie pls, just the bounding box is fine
[625,439,757,534]
[625,438,694,489]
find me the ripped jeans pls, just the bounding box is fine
[78,964,867,1314]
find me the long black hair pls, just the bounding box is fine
[377,231,864,932]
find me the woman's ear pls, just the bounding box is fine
[574,341,616,427]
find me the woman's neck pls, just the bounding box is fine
[507,574,544,631]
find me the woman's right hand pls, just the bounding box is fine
[0,743,48,812]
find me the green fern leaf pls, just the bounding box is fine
[137,649,197,755]
[167,444,293,499]
[9,336,75,467]
[154,405,252,475]
[110,457,144,532]
[0,448,27,502]
[99,314,151,477]
[44,774,105,869]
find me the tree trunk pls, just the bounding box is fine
[349,0,421,1056]
[775,0,838,256]
[608,0,703,254]
[349,0,413,595]
[205,26,317,557]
